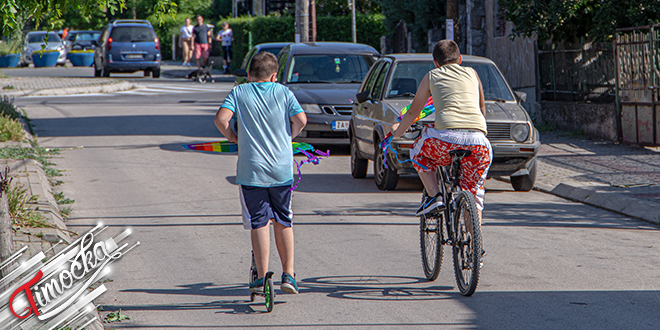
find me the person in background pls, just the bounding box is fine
[179,17,194,66]
[192,15,212,69]
[216,22,234,74]
[61,27,70,40]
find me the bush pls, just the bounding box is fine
[0,116,25,142]
[220,14,384,70]
[0,96,24,120]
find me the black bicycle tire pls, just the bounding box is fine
[265,277,274,312]
[452,191,482,296]
[419,190,443,281]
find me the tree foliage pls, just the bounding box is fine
[501,0,660,42]
[315,0,380,16]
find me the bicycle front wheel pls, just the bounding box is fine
[452,191,482,296]
[420,191,443,281]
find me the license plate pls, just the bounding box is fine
[332,121,349,131]
[125,54,142,59]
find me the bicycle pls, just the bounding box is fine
[419,149,483,296]
[249,251,275,312]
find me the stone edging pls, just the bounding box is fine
[2,80,139,97]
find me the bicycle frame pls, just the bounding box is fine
[437,153,465,246]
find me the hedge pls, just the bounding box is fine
[220,14,384,70]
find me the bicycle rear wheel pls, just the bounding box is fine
[452,191,482,296]
[420,191,443,281]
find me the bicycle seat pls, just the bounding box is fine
[449,150,471,159]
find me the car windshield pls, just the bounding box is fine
[384,60,515,101]
[287,54,375,83]
[260,47,284,56]
[27,33,61,43]
[74,33,100,42]
[110,26,156,42]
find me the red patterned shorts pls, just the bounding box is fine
[411,129,492,209]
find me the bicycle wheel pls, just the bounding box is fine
[265,277,274,312]
[420,190,443,281]
[452,191,482,296]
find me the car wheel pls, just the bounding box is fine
[351,135,368,178]
[511,157,537,192]
[374,138,399,190]
[102,66,110,77]
[152,68,160,78]
[144,69,151,77]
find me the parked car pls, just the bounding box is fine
[22,31,68,66]
[350,54,540,191]
[274,42,379,145]
[234,42,290,85]
[93,20,161,78]
[66,30,101,51]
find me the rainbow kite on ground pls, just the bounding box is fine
[184,141,329,190]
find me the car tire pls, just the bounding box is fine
[144,69,151,77]
[152,68,160,78]
[374,137,399,190]
[511,157,537,192]
[102,66,110,77]
[351,136,368,178]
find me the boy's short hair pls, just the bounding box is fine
[249,52,278,81]
[433,40,461,65]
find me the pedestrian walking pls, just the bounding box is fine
[214,52,307,295]
[216,22,234,74]
[179,17,194,66]
[192,15,212,69]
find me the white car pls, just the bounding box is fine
[22,31,68,66]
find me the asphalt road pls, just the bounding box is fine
[14,78,660,329]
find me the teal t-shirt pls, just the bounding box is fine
[221,82,303,187]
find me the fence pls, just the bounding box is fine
[538,40,616,102]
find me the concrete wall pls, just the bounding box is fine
[537,102,618,141]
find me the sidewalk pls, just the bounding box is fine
[160,59,235,82]
[0,76,135,97]
[524,131,660,225]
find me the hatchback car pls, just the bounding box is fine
[350,54,540,191]
[275,42,379,145]
[22,31,68,66]
[93,20,161,78]
[66,30,101,51]
[234,42,290,85]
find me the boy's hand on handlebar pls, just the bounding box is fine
[391,123,404,138]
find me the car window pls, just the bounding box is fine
[286,54,375,83]
[385,61,436,98]
[110,26,156,43]
[361,61,384,95]
[462,62,515,101]
[242,48,256,69]
[27,33,62,43]
[371,62,391,100]
[277,51,288,82]
[260,47,284,56]
[75,33,100,42]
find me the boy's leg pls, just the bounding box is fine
[273,221,294,275]
[240,185,275,280]
[418,170,439,196]
[251,221,270,279]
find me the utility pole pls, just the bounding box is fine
[295,0,309,43]
[350,0,356,43]
[311,0,317,42]
[446,0,457,41]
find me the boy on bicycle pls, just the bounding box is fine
[214,52,307,294]
[391,40,492,222]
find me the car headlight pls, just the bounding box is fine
[300,103,322,114]
[403,130,420,140]
[511,123,530,142]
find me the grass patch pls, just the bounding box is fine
[2,85,14,90]
[0,115,25,141]
[7,184,51,229]
[52,191,75,205]
[103,309,130,323]
[0,95,25,120]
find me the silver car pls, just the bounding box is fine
[22,31,68,66]
[350,54,540,191]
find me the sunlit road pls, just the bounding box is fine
[14,77,660,329]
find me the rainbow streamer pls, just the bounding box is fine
[397,96,435,123]
[184,140,238,153]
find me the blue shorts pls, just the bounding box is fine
[239,185,293,230]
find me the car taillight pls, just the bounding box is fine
[108,37,113,51]
[155,38,159,50]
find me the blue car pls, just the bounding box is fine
[93,20,161,78]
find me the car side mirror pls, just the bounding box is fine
[356,90,370,103]
[234,68,247,77]
[514,91,527,103]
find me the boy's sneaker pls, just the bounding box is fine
[280,273,299,294]
[416,193,445,216]
[249,277,264,293]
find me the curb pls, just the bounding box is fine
[496,177,660,226]
[2,81,136,97]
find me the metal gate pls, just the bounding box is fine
[615,25,660,146]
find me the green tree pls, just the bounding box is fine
[315,0,380,16]
[379,0,445,51]
[501,0,660,42]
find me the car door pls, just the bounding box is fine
[276,51,289,83]
[353,60,384,150]
[365,60,392,157]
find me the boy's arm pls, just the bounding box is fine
[215,107,238,143]
[392,72,431,138]
[290,112,307,139]
[477,74,486,117]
